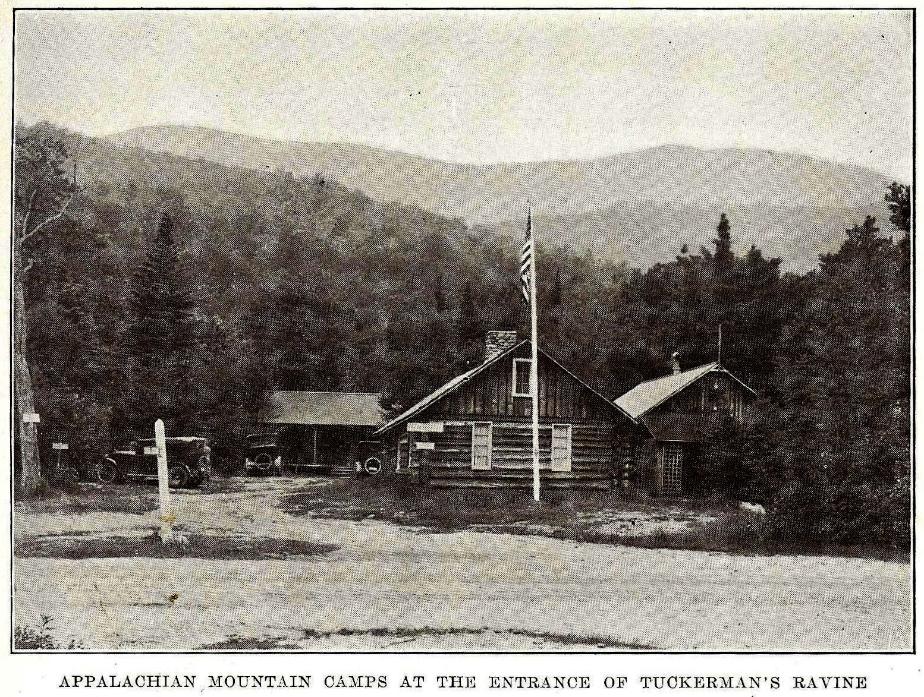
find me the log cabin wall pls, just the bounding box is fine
[424,351,606,422]
[382,345,645,489]
[650,371,751,422]
[640,371,755,445]
[636,371,755,495]
[396,422,624,489]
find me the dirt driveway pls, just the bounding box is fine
[14,478,911,651]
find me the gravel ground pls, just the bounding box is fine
[13,478,912,652]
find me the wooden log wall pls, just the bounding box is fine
[377,346,652,489]
[398,421,621,489]
[425,353,607,423]
[658,371,751,422]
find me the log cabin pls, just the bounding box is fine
[614,354,756,495]
[375,331,646,489]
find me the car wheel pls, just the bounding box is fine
[168,465,188,489]
[363,457,383,476]
[195,456,210,486]
[97,458,119,484]
[253,452,273,475]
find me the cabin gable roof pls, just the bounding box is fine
[614,363,756,420]
[376,341,634,435]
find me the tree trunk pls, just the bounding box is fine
[13,247,41,496]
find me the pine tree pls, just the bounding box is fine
[124,212,197,434]
[713,213,733,270]
[769,214,910,548]
[885,183,910,234]
[456,280,482,364]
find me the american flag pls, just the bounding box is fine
[520,209,533,304]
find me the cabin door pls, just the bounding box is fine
[660,443,683,495]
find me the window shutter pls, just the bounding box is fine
[551,424,572,472]
[471,423,492,470]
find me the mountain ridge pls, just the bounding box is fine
[109,124,891,180]
[106,124,901,271]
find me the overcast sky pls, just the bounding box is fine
[15,9,913,179]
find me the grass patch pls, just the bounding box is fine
[15,482,159,516]
[592,520,909,562]
[16,531,338,560]
[15,615,83,650]
[200,635,301,650]
[299,626,653,650]
[283,477,906,561]
[14,478,253,517]
[283,476,724,531]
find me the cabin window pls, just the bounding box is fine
[396,436,408,472]
[512,358,532,397]
[550,424,572,472]
[471,422,493,470]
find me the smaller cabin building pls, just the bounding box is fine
[615,358,756,495]
[376,331,646,489]
[256,391,384,476]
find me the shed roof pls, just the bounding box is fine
[614,363,756,420]
[261,391,384,427]
[376,340,633,435]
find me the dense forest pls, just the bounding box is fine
[14,122,911,551]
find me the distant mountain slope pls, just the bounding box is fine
[109,125,899,270]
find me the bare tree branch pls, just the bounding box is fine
[20,192,73,243]
[17,188,38,240]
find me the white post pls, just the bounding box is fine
[155,419,173,542]
[530,214,541,503]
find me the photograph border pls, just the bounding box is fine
[7,3,916,656]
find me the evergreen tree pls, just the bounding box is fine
[124,212,197,434]
[885,182,911,234]
[713,212,733,270]
[456,280,482,363]
[768,215,910,548]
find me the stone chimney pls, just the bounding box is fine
[671,351,682,375]
[485,330,518,361]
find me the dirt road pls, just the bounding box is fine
[14,478,911,651]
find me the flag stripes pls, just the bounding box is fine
[520,210,533,304]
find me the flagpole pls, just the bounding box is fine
[529,206,540,502]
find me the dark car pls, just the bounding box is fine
[243,431,382,476]
[97,436,212,488]
[243,432,284,475]
[356,439,383,475]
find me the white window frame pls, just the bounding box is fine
[512,358,532,398]
[550,423,572,472]
[471,422,493,470]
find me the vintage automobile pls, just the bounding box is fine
[355,439,383,476]
[243,432,284,475]
[97,436,212,488]
[243,430,382,476]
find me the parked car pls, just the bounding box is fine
[243,431,382,476]
[356,439,383,476]
[243,432,284,475]
[97,436,212,488]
